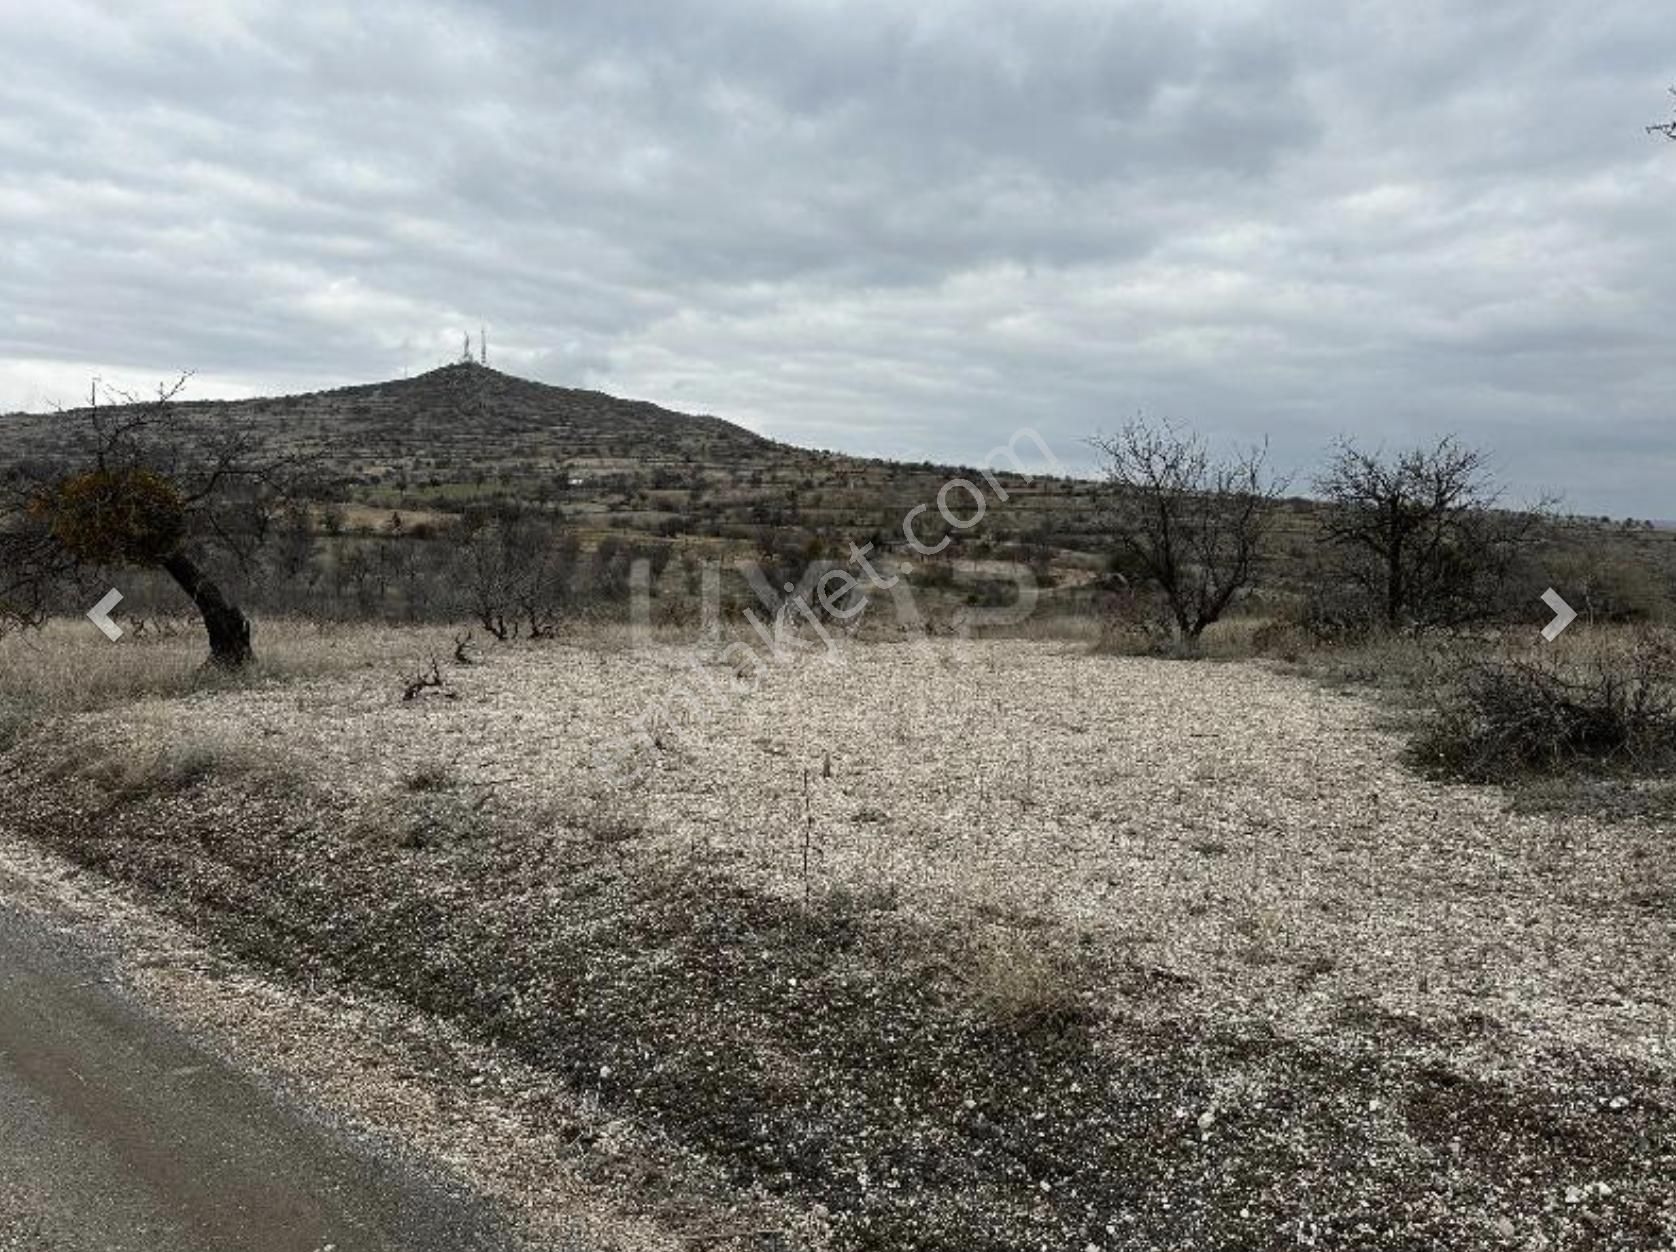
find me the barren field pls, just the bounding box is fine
[4,631,1673,1249]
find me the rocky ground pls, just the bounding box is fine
[3,634,1672,1249]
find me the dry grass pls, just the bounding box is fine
[1092,611,1340,662]
[960,928,1089,1036]
[1281,631,1450,695]
[0,616,467,743]
[79,733,303,802]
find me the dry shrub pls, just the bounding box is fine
[1246,617,1307,660]
[993,611,1101,645]
[818,878,901,918]
[0,696,29,753]
[1409,629,1676,782]
[1192,615,1285,660]
[1091,587,1177,657]
[1276,631,1457,706]
[1545,550,1673,625]
[84,734,302,803]
[356,768,491,850]
[402,760,457,793]
[1096,606,1320,664]
[542,788,647,847]
[394,792,489,849]
[1509,774,1676,824]
[961,931,1089,1037]
[1294,574,1380,645]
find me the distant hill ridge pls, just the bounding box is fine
[0,362,786,482]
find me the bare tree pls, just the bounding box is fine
[453,516,518,640]
[1649,87,1676,141]
[267,502,320,585]
[0,492,70,636]
[1088,418,1288,643]
[506,517,575,638]
[450,508,573,640]
[0,374,314,665]
[1314,436,1544,630]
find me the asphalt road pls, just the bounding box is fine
[0,895,520,1252]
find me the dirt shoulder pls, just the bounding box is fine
[0,835,809,1252]
[0,875,530,1252]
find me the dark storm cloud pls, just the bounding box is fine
[1,0,1672,515]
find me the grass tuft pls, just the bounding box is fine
[83,734,303,804]
[961,930,1090,1038]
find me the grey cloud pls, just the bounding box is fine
[0,0,1673,515]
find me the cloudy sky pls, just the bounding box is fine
[3,1,1673,516]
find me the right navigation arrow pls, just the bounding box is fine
[1540,588,1576,642]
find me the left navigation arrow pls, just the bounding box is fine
[87,588,124,641]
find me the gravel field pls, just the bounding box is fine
[56,635,1674,1071]
[5,634,1673,1249]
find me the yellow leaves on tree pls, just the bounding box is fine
[31,468,187,567]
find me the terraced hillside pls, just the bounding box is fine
[0,362,780,484]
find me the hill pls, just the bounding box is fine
[4,364,1673,630]
[0,362,1100,561]
[1,362,783,486]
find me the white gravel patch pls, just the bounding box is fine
[59,635,1676,1078]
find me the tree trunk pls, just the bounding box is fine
[161,551,253,668]
[1385,523,1405,628]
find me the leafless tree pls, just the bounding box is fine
[1649,87,1676,141]
[451,509,573,640]
[1314,436,1545,630]
[454,518,518,640]
[0,495,69,636]
[506,518,575,638]
[266,503,320,586]
[1088,417,1288,643]
[0,374,316,665]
